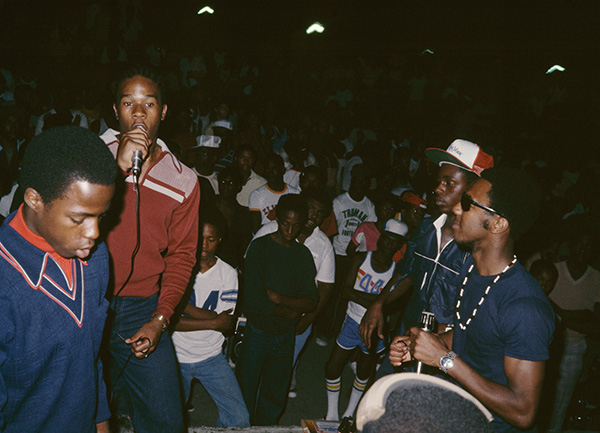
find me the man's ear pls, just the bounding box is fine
[23,187,45,213]
[113,103,119,121]
[490,215,510,235]
[161,104,168,121]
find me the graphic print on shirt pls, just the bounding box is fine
[189,287,238,312]
[340,208,369,237]
[0,244,85,327]
[356,268,386,294]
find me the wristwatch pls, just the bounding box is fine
[152,314,169,332]
[439,351,457,373]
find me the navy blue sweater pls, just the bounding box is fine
[0,212,110,432]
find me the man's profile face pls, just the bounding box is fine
[31,181,114,259]
[276,210,306,243]
[535,270,557,296]
[113,75,167,145]
[434,164,469,214]
[452,179,492,250]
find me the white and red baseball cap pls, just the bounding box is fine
[425,139,494,176]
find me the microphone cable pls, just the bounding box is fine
[108,173,144,407]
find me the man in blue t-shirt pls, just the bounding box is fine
[390,168,555,433]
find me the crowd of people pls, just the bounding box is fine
[1,25,600,432]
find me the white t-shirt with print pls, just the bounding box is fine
[172,258,238,363]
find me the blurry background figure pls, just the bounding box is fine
[191,134,221,196]
[546,217,600,433]
[235,144,266,208]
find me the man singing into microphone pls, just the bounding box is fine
[101,66,200,433]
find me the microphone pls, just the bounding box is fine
[416,311,435,374]
[131,150,143,182]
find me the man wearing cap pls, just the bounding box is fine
[360,139,493,365]
[390,168,555,433]
[325,219,408,422]
[191,134,221,195]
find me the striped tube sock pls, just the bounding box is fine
[326,377,342,421]
[342,376,369,419]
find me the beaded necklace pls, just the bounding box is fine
[455,255,517,331]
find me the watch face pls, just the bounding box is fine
[442,357,454,369]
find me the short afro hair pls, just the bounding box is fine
[199,208,228,239]
[481,167,541,240]
[275,194,308,222]
[114,65,166,105]
[20,126,118,203]
[358,374,493,433]
[362,386,494,433]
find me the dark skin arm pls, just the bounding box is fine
[343,283,379,308]
[96,421,110,433]
[267,289,317,313]
[182,303,218,320]
[390,328,545,430]
[551,301,600,337]
[359,274,413,349]
[345,240,359,258]
[174,305,234,333]
[296,281,334,335]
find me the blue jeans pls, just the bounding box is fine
[108,294,184,433]
[293,324,312,366]
[547,336,587,433]
[179,353,250,427]
[236,321,294,425]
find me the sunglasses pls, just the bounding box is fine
[461,194,503,217]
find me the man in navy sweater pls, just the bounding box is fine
[0,126,117,432]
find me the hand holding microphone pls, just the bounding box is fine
[116,124,150,183]
[416,311,435,373]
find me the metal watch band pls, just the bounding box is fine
[439,350,457,373]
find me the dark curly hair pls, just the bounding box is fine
[19,126,118,203]
[114,65,166,105]
[275,193,308,222]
